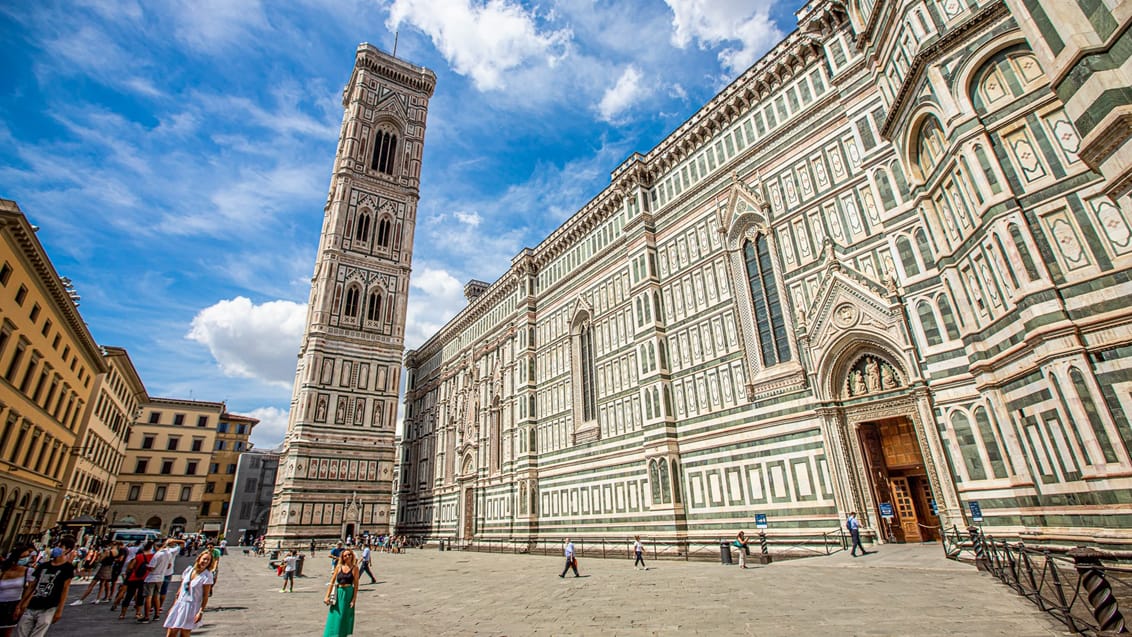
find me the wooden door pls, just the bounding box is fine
[859,424,899,540]
[462,488,474,539]
[889,476,922,542]
[911,476,940,541]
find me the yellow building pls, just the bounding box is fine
[57,346,147,534]
[0,199,106,550]
[109,397,224,535]
[199,411,257,538]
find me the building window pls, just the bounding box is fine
[28,303,40,322]
[220,502,229,516]
[186,461,198,475]
[134,459,149,474]
[224,481,233,494]
[217,422,228,434]
[367,292,383,322]
[160,460,174,474]
[205,482,215,493]
[173,414,184,425]
[234,441,244,451]
[236,424,246,435]
[200,502,210,516]
[127,485,140,501]
[226,463,237,474]
[245,478,258,493]
[154,485,167,501]
[215,440,225,451]
[191,438,203,452]
[371,129,398,174]
[0,262,10,285]
[180,486,192,501]
[355,212,371,243]
[197,415,208,427]
[166,437,179,451]
[209,463,219,473]
[15,285,27,306]
[40,319,51,337]
[377,217,392,248]
[142,435,155,450]
[148,412,160,424]
[743,235,791,367]
[344,286,360,318]
[571,314,597,424]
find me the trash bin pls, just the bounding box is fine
[295,555,305,577]
[438,539,444,552]
[720,542,733,565]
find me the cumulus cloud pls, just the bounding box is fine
[664,0,782,74]
[245,405,290,449]
[186,297,307,387]
[406,266,467,349]
[453,210,482,226]
[386,0,572,90]
[597,65,646,123]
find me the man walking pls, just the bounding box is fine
[558,538,579,578]
[15,535,76,637]
[632,536,647,570]
[359,545,376,585]
[847,512,871,557]
[280,550,298,592]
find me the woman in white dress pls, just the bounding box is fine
[163,551,214,637]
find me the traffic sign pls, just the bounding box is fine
[879,502,895,519]
[969,501,983,522]
[755,513,768,529]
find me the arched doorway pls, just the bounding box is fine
[145,516,162,530]
[171,517,187,535]
[459,454,476,540]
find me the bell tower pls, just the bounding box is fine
[266,44,436,545]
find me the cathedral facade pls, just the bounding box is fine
[266,44,435,544]
[398,0,1132,549]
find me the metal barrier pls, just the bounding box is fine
[419,529,848,563]
[974,531,1131,635]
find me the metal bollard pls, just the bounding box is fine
[1069,546,1127,633]
[968,526,988,571]
[758,531,772,564]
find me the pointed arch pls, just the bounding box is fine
[344,285,362,318]
[355,210,372,243]
[743,234,791,366]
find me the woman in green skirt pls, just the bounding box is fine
[323,549,359,637]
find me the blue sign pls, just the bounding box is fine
[879,502,895,519]
[969,501,983,522]
[755,514,768,529]
[930,498,938,516]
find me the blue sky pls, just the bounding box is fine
[0,0,797,448]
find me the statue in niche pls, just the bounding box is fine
[335,397,347,424]
[354,399,365,425]
[881,364,898,389]
[315,396,328,422]
[851,370,867,395]
[865,357,880,392]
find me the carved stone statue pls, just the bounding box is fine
[881,363,898,389]
[851,370,867,395]
[865,357,880,392]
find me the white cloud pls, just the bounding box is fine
[664,0,782,74]
[453,210,482,226]
[245,406,290,450]
[406,266,467,349]
[169,0,269,52]
[597,65,646,123]
[186,297,307,387]
[386,0,572,90]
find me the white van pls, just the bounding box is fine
[111,528,161,544]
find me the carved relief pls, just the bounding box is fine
[844,354,903,398]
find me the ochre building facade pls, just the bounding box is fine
[398,0,1132,548]
[266,44,436,544]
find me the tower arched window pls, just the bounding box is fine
[578,322,597,422]
[377,217,392,248]
[355,212,371,243]
[366,291,383,322]
[344,286,361,318]
[743,234,790,367]
[371,130,398,175]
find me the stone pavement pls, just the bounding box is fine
[45,544,1069,636]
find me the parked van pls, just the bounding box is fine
[111,528,161,544]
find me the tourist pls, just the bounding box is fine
[162,550,214,637]
[0,545,35,637]
[69,542,112,605]
[329,542,343,572]
[558,538,579,578]
[632,536,646,570]
[847,512,870,557]
[359,545,375,585]
[735,531,749,569]
[280,550,297,593]
[207,543,221,584]
[158,539,186,614]
[118,541,152,621]
[309,540,316,557]
[322,549,358,637]
[107,542,127,607]
[144,539,179,620]
[15,534,76,637]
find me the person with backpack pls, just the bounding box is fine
[118,541,153,622]
[14,535,76,637]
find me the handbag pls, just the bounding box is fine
[276,564,284,576]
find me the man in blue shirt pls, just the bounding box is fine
[558,538,580,578]
[847,512,871,557]
[359,545,376,585]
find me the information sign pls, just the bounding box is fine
[969,501,983,522]
[879,502,895,519]
[755,513,768,529]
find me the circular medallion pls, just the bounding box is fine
[832,303,858,328]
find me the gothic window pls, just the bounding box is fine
[344,286,361,318]
[366,291,383,322]
[572,314,598,423]
[916,116,946,177]
[371,129,398,175]
[914,228,933,268]
[743,235,790,366]
[657,459,672,503]
[377,216,393,248]
[355,212,371,243]
[897,235,920,276]
[490,397,502,473]
[936,293,961,340]
[917,301,942,346]
[649,460,661,503]
[950,411,987,481]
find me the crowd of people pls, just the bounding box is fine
[0,533,226,637]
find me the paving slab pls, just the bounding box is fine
[45,545,1070,636]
